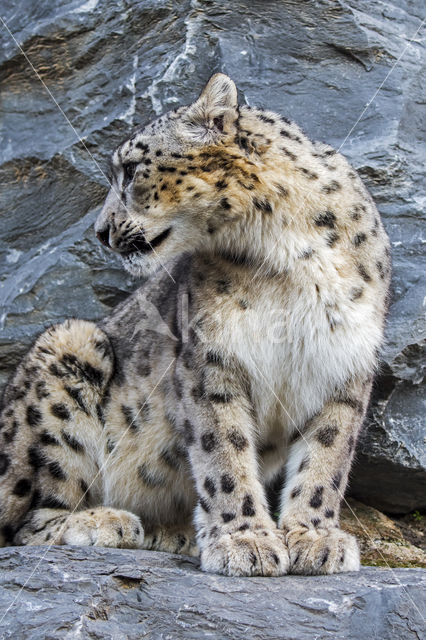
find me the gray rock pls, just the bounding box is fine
[0,546,424,639]
[0,0,424,512]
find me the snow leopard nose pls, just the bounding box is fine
[96,224,111,248]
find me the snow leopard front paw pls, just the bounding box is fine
[285,525,360,575]
[201,528,290,577]
[61,507,145,549]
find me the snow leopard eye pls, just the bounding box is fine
[123,162,137,184]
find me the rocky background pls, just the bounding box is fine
[0,0,425,520]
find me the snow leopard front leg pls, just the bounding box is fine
[279,376,371,575]
[181,342,290,577]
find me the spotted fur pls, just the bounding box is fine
[0,75,390,576]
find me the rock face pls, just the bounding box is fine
[0,1,424,513]
[0,546,424,639]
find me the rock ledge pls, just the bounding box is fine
[0,546,424,639]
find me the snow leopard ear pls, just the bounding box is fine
[183,74,238,142]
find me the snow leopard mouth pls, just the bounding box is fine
[122,226,172,257]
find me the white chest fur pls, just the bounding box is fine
[215,266,380,435]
